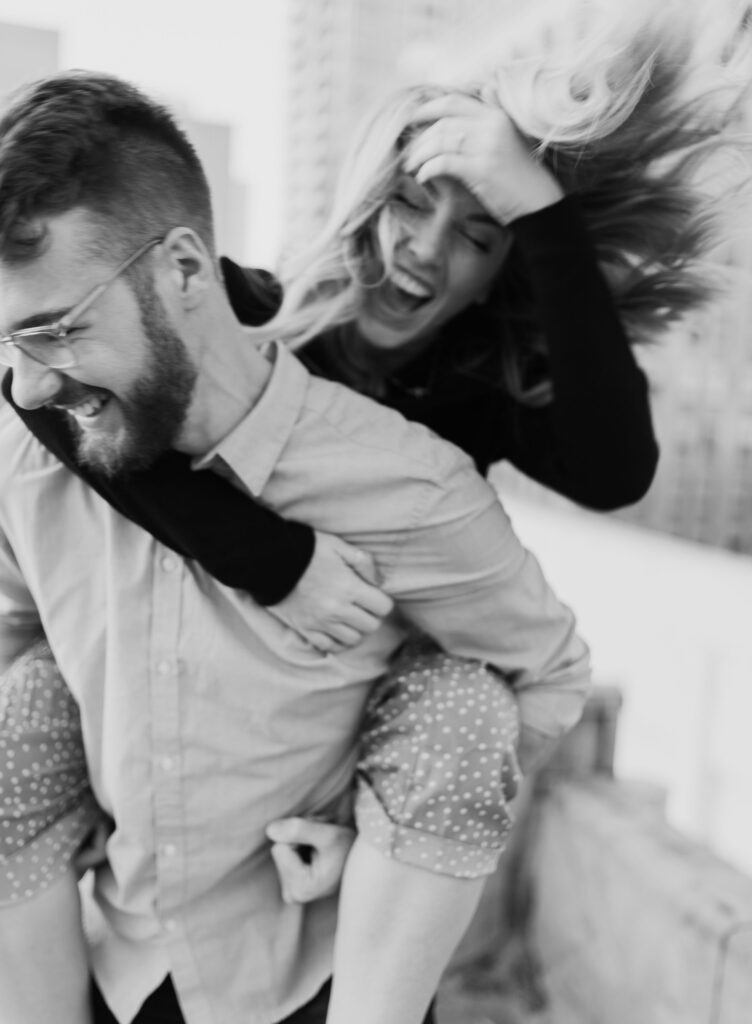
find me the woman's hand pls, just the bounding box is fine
[268,531,394,654]
[404,93,563,225]
[266,817,356,904]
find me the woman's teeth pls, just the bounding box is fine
[390,268,432,300]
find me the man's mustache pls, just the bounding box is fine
[50,382,109,410]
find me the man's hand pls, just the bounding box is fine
[268,531,393,653]
[266,817,355,904]
[73,818,113,880]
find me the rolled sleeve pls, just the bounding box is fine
[0,530,42,670]
[382,462,591,743]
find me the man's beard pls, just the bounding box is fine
[73,278,197,477]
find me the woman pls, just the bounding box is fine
[1,4,748,1023]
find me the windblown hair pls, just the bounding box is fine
[257,0,751,404]
[0,71,214,267]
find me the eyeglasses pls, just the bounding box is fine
[0,235,164,370]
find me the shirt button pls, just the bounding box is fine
[156,660,171,676]
[161,555,176,573]
[162,843,177,858]
[160,756,175,772]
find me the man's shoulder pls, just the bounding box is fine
[0,399,30,465]
[300,370,475,483]
[278,366,501,536]
[0,400,62,492]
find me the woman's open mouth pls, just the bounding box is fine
[382,267,435,315]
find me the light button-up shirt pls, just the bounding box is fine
[0,341,589,1023]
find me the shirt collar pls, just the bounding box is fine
[192,340,309,497]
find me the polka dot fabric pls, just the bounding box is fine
[0,639,102,904]
[355,638,521,879]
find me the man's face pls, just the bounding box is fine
[2,210,197,475]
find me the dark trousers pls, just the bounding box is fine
[91,975,436,1023]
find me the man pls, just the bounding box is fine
[0,72,589,1024]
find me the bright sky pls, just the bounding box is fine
[0,0,289,265]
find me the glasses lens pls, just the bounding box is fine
[0,334,73,369]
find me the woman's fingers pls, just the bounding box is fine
[404,101,563,223]
[412,93,489,124]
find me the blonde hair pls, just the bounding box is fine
[254,0,751,403]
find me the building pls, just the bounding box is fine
[284,0,503,250]
[0,20,59,99]
[0,21,246,267]
[181,115,248,260]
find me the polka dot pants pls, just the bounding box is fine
[355,637,521,879]
[0,639,102,905]
[0,637,521,902]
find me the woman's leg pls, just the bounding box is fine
[0,868,91,1024]
[327,840,482,1024]
[0,640,103,1024]
[326,643,520,1024]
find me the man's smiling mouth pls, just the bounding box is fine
[55,392,112,422]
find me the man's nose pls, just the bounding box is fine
[9,351,64,409]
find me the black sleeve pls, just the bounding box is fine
[497,196,659,510]
[0,262,316,606]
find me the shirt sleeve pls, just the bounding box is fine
[499,195,659,510]
[380,460,591,745]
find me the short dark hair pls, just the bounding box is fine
[0,71,214,264]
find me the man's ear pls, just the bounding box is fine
[160,227,214,310]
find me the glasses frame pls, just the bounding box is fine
[0,235,164,370]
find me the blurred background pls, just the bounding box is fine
[0,0,751,881]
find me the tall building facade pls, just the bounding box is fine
[285,0,500,250]
[182,116,248,260]
[0,23,246,271]
[0,21,59,99]
[495,86,752,557]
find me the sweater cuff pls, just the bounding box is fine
[509,194,590,258]
[254,518,316,606]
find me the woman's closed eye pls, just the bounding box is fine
[392,175,433,213]
[393,190,430,214]
[456,226,493,252]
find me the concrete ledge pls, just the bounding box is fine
[531,777,752,1024]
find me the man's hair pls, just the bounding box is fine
[0,71,214,264]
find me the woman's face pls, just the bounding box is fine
[355,172,511,352]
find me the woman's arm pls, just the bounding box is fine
[501,195,659,509]
[0,376,316,603]
[403,95,658,510]
[1,359,391,649]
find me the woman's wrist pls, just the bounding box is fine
[503,172,564,224]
